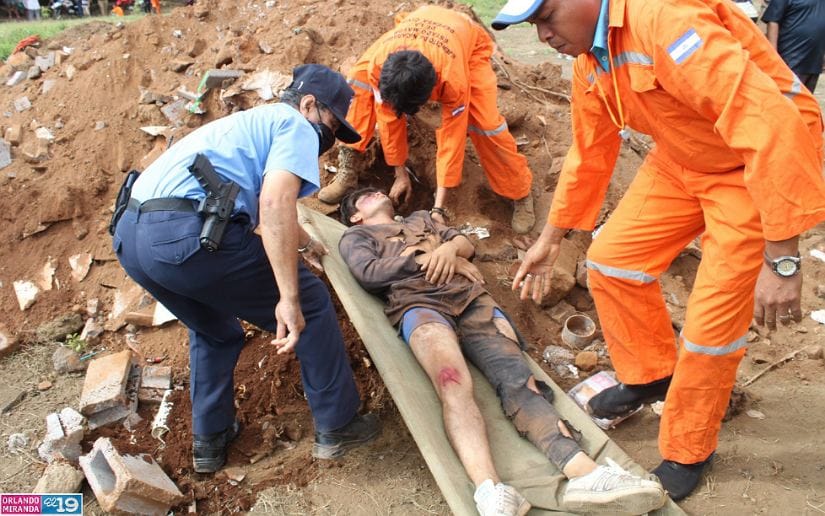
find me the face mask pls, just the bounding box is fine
[311,106,335,156]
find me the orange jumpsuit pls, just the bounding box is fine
[345,6,532,200]
[550,0,825,464]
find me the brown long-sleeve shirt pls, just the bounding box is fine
[339,211,487,326]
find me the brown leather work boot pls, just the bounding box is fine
[319,146,361,204]
[511,195,535,234]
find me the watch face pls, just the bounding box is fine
[775,258,798,277]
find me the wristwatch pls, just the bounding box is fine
[763,251,801,278]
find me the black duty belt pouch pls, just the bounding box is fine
[108,169,140,236]
[187,153,241,252]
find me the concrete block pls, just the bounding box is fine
[33,462,85,493]
[86,364,140,430]
[79,437,184,514]
[139,366,171,404]
[0,140,11,170]
[204,68,242,88]
[37,408,86,464]
[160,98,187,125]
[35,52,55,72]
[27,65,41,80]
[79,350,133,416]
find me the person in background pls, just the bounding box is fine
[762,0,825,93]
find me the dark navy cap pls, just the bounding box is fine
[289,64,361,144]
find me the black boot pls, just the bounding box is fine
[588,376,672,418]
[192,420,240,473]
[312,413,380,459]
[652,453,714,500]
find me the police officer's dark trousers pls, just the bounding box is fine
[113,207,361,436]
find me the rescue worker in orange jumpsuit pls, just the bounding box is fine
[494,0,825,501]
[318,5,536,234]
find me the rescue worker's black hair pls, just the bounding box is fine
[340,187,383,226]
[378,50,437,118]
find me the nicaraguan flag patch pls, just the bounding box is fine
[667,28,702,64]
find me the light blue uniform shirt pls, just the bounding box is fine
[591,0,611,72]
[130,103,320,228]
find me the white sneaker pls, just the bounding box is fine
[564,458,666,514]
[473,479,531,516]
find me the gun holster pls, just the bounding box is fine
[187,154,240,252]
[109,169,140,236]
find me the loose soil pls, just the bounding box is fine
[0,0,823,515]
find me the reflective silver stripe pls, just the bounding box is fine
[783,74,802,99]
[612,51,653,68]
[585,259,656,283]
[468,121,508,137]
[587,73,596,85]
[347,78,370,91]
[682,333,748,356]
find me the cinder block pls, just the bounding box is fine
[79,350,133,416]
[204,68,242,88]
[37,408,86,464]
[139,366,172,404]
[79,437,184,515]
[87,364,140,430]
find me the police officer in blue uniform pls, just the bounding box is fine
[112,64,379,473]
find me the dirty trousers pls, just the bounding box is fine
[113,208,360,435]
[404,295,582,470]
[586,150,763,464]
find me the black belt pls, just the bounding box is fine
[127,197,198,213]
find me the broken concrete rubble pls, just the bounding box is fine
[68,253,93,281]
[13,280,40,311]
[4,124,22,145]
[79,318,104,346]
[79,350,135,428]
[14,96,32,112]
[0,323,20,358]
[53,346,87,374]
[80,437,185,514]
[37,408,86,464]
[139,366,172,403]
[5,70,26,87]
[0,140,10,170]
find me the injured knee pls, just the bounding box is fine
[438,367,462,388]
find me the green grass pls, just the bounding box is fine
[0,14,142,60]
[461,0,501,23]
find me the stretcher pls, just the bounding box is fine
[299,205,684,515]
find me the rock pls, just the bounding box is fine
[33,462,85,494]
[13,280,39,310]
[567,286,594,312]
[750,351,771,364]
[542,345,575,364]
[38,380,53,391]
[540,238,581,308]
[0,324,20,358]
[746,331,759,343]
[65,64,76,80]
[53,347,87,374]
[138,88,172,105]
[7,433,28,454]
[193,0,209,17]
[36,313,84,343]
[575,260,588,289]
[13,96,32,112]
[574,351,599,371]
[27,65,41,80]
[187,38,207,57]
[170,58,193,72]
[34,52,55,72]
[7,52,33,71]
[214,45,234,68]
[804,344,823,360]
[94,121,106,131]
[548,300,576,324]
[79,318,104,346]
[42,79,56,95]
[816,284,825,300]
[68,253,93,282]
[35,127,54,141]
[4,124,22,146]
[86,298,100,317]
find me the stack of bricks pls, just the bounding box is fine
[78,350,140,429]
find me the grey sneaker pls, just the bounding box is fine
[564,458,666,514]
[192,420,240,473]
[473,479,531,516]
[312,413,380,459]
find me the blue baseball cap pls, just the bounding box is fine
[288,64,361,144]
[491,0,545,30]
